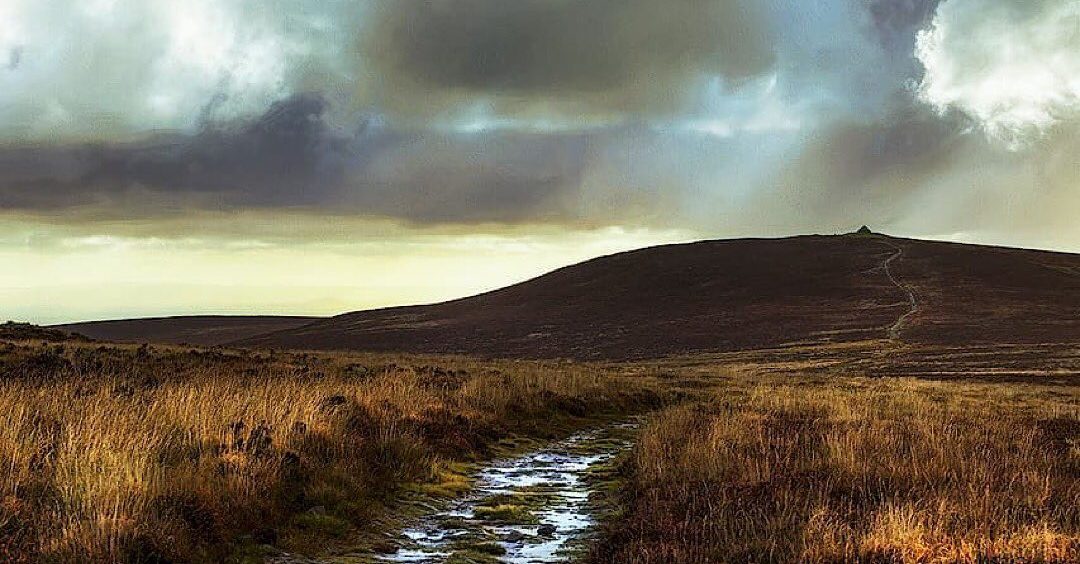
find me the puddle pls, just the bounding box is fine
[381,421,638,563]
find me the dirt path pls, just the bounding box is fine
[881,241,918,340]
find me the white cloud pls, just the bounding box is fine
[916,0,1080,147]
[0,0,296,141]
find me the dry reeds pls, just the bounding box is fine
[595,377,1080,563]
[0,342,657,562]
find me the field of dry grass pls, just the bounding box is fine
[3,326,1078,564]
[0,338,662,562]
[592,371,1080,563]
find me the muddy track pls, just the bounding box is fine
[881,241,918,340]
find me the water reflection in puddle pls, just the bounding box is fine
[383,422,637,563]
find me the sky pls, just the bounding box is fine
[1,0,1078,324]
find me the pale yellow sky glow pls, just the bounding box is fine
[1,215,694,324]
[8,211,1078,326]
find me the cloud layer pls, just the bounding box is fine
[362,0,774,121]
[0,94,613,225]
[0,0,1077,247]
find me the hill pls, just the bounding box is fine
[235,234,1080,360]
[56,315,320,346]
[0,321,91,343]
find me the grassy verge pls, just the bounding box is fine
[0,339,663,562]
[592,374,1080,563]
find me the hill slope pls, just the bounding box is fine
[57,316,320,346]
[236,235,1080,360]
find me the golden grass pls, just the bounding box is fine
[593,375,1080,563]
[5,335,1078,563]
[0,341,660,562]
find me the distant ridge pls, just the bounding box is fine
[57,315,320,346]
[234,234,1080,360]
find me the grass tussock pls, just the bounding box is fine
[593,376,1080,563]
[0,340,661,562]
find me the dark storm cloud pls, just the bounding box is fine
[362,0,775,118]
[865,0,942,95]
[0,94,595,224]
[0,95,349,210]
[868,0,941,51]
[351,128,592,223]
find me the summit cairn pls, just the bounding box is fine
[856,225,873,235]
